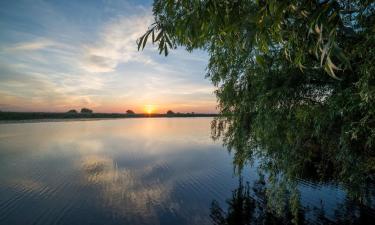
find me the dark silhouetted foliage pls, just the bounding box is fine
[66,109,78,114]
[80,108,93,114]
[126,110,135,114]
[166,110,175,115]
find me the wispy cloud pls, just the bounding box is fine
[3,38,57,52]
[81,12,154,73]
[5,39,55,51]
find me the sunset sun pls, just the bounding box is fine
[144,104,156,114]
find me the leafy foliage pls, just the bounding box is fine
[139,0,375,221]
[80,108,93,114]
[166,110,175,115]
[66,109,78,114]
[126,109,135,114]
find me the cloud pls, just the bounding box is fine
[0,62,107,112]
[81,12,154,73]
[3,38,58,52]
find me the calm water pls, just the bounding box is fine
[0,118,373,225]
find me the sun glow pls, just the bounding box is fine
[144,105,156,114]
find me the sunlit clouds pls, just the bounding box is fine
[81,11,155,73]
[0,0,216,113]
[3,38,59,52]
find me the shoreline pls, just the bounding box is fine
[0,112,218,124]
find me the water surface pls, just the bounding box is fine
[0,118,373,224]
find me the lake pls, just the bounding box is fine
[0,118,374,225]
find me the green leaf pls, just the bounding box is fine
[155,30,164,42]
[324,57,341,80]
[137,35,145,51]
[165,35,173,48]
[256,55,266,67]
[142,30,151,50]
[164,45,168,56]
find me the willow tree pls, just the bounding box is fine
[138,0,375,217]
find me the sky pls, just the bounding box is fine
[0,0,216,113]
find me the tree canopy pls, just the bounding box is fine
[66,109,78,114]
[126,109,135,114]
[80,108,93,114]
[166,110,175,115]
[138,0,374,221]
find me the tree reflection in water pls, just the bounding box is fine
[210,176,374,225]
[210,117,375,224]
[210,177,303,225]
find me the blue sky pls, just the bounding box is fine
[0,0,216,113]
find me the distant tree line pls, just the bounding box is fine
[0,108,216,121]
[66,108,93,114]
